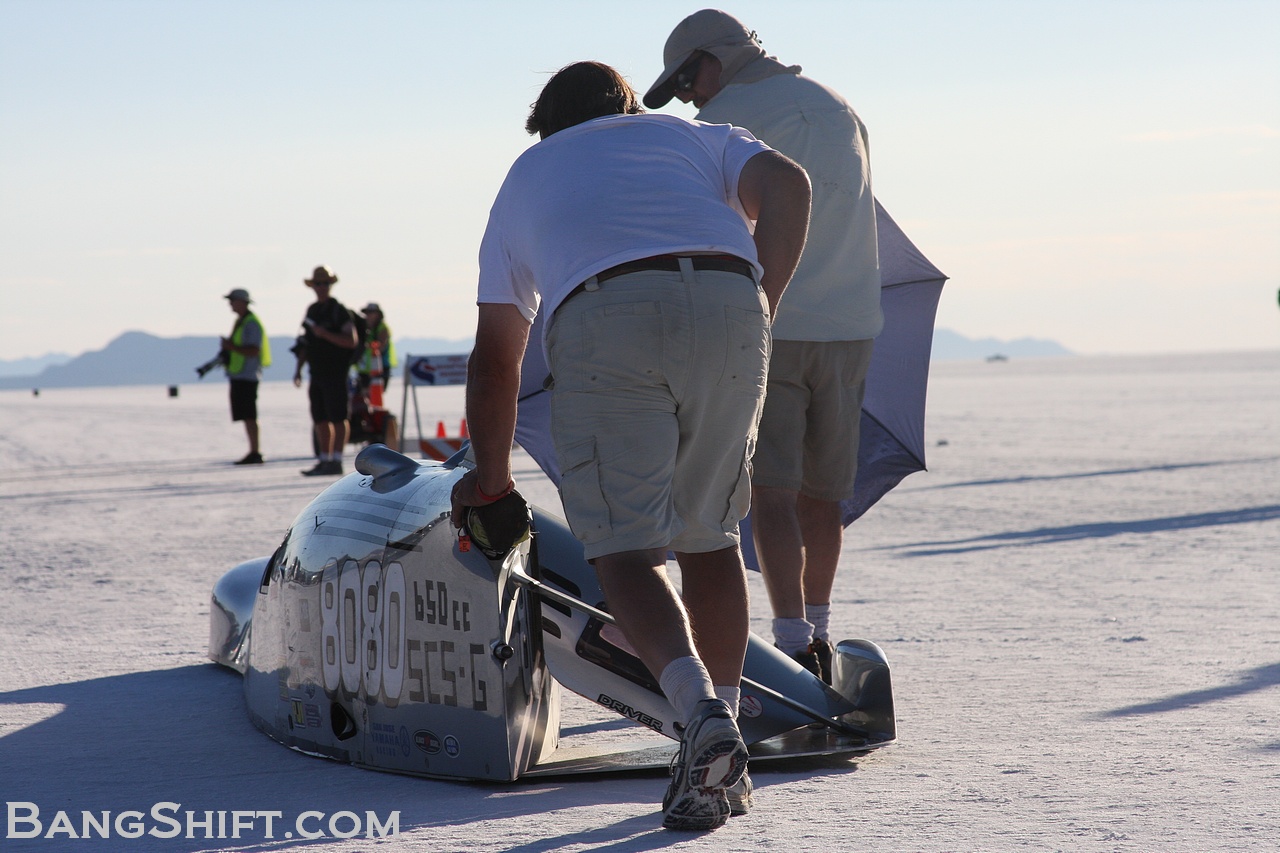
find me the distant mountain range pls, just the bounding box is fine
[0,332,476,390]
[0,329,1072,390]
[931,329,1072,360]
[0,352,75,378]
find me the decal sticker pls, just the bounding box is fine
[369,722,407,759]
[597,694,665,733]
[414,730,442,755]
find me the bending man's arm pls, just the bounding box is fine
[451,302,531,524]
[736,150,812,316]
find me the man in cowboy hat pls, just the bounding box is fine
[220,288,270,465]
[294,265,357,476]
[646,10,884,683]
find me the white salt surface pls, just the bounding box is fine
[1,351,1278,851]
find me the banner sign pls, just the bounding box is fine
[405,354,469,387]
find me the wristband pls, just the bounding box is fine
[475,478,514,502]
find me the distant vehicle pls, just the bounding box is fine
[986,353,1009,363]
[209,444,896,781]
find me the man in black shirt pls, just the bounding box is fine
[293,265,357,476]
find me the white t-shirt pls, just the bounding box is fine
[698,73,883,342]
[477,113,771,341]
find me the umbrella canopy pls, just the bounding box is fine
[840,199,948,525]
[513,199,947,560]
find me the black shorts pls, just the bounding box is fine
[309,372,350,423]
[229,379,259,422]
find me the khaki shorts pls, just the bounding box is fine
[547,261,770,560]
[751,338,873,502]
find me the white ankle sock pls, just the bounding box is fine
[713,686,741,719]
[658,656,715,725]
[772,617,815,655]
[805,603,831,642]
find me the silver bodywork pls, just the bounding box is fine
[210,445,894,781]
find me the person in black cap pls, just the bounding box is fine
[294,265,357,476]
[647,10,884,685]
[220,288,270,465]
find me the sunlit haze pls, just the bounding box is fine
[2,0,1277,360]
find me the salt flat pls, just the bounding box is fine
[1,350,1277,852]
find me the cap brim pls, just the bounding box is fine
[643,49,695,110]
[643,81,675,110]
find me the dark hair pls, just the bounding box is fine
[525,61,644,139]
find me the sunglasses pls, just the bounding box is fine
[673,54,704,93]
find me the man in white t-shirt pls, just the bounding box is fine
[449,61,810,832]
[647,11,884,684]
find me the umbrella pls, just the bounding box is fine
[513,199,947,563]
[839,199,949,525]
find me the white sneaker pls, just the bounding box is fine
[661,699,749,831]
[727,771,753,816]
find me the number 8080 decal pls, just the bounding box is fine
[318,560,490,712]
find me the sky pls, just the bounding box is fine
[1,0,1277,361]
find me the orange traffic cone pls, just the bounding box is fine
[437,420,447,438]
[460,418,469,438]
[367,341,384,408]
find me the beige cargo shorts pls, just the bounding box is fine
[546,260,770,560]
[751,337,874,502]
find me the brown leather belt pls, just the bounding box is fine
[593,254,755,285]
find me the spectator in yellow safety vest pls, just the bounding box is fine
[358,302,397,392]
[220,288,270,465]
